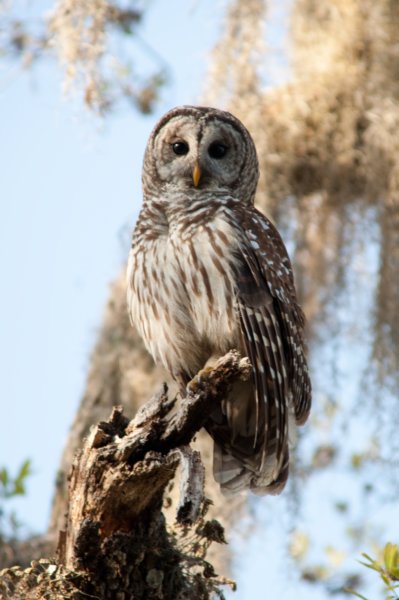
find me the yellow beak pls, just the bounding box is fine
[192,162,201,187]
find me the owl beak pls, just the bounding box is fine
[192,161,201,187]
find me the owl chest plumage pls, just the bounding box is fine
[127,202,241,380]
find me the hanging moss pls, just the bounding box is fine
[205,0,399,393]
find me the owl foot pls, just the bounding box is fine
[187,366,214,394]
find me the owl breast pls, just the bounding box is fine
[127,205,241,383]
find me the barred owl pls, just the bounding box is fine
[127,106,311,495]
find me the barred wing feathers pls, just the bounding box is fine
[238,207,312,426]
[213,205,311,493]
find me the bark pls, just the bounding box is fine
[48,273,165,540]
[0,352,248,600]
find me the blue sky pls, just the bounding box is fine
[0,0,226,531]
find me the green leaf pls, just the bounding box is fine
[16,459,32,483]
[359,559,381,573]
[0,468,9,487]
[381,573,391,585]
[12,460,32,497]
[384,543,399,576]
[13,480,25,496]
[361,553,376,563]
[346,588,370,600]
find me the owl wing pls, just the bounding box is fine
[231,205,311,473]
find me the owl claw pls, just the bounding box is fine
[187,366,214,394]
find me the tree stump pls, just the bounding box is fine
[0,351,248,599]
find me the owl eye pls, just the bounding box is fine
[172,141,189,155]
[208,142,228,159]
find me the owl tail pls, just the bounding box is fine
[207,380,292,495]
[213,442,289,496]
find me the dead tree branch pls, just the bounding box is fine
[0,351,248,599]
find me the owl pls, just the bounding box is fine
[127,106,311,495]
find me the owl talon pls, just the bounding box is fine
[187,366,214,393]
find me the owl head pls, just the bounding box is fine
[142,105,259,204]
